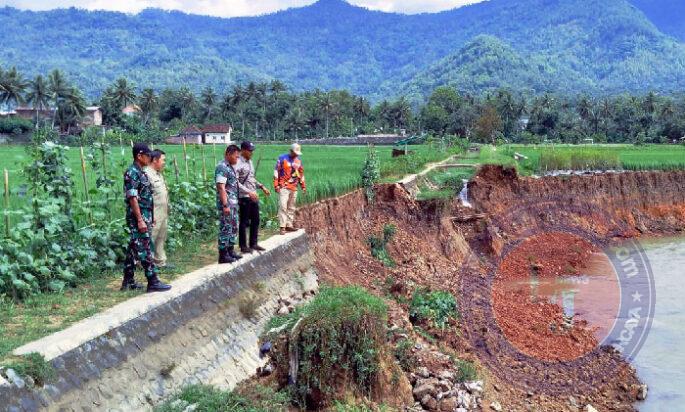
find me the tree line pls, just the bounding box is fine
[3,66,685,144]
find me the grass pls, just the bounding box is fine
[267,286,388,408]
[155,384,290,412]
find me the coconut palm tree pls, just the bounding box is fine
[57,87,86,134]
[200,86,217,120]
[138,88,157,125]
[0,66,27,112]
[48,69,70,129]
[108,78,137,111]
[177,87,196,121]
[320,93,337,138]
[26,75,50,126]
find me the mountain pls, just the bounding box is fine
[1,0,684,100]
[629,0,685,41]
[399,35,586,100]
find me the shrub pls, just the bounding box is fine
[409,289,458,330]
[361,144,380,202]
[0,117,33,134]
[367,224,397,267]
[394,338,417,371]
[454,359,478,382]
[270,286,388,408]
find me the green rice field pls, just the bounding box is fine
[0,143,453,231]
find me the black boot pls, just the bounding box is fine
[219,249,236,264]
[251,244,266,252]
[147,276,172,293]
[120,274,144,291]
[228,246,243,261]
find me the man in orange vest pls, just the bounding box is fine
[274,143,306,235]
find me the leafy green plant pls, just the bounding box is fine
[409,289,458,330]
[361,144,380,202]
[394,338,417,371]
[367,224,397,267]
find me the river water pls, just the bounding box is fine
[635,236,685,411]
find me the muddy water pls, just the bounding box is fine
[634,237,685,412]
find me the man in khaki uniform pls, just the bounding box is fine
[145,150,170,269]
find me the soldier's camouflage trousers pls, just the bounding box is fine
[218,207,239,251]
[124,219,158,280]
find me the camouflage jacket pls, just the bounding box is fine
[215,160,239,210]
[124,163,154,225]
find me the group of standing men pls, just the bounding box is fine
[121,141,306,293]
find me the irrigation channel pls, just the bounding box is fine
[634,236,685,411]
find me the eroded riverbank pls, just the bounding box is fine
[296,165,685,411]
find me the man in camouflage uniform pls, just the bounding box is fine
[215,144,243,264]
[122,143,172,293]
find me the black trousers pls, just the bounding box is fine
[238,198,260,249]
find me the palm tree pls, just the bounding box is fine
[26,75,50,126]
[320,93,337,138]
[0,66,27,112]
[138,88,157,125]
[230,85,246,137]
[177,87,196,121]
[48,70,70,129]
[108,78,137,111]
[200,86,217,121]
[57,87,86,134]
[353,96,370,135]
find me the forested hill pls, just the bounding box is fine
[1,0,685,101]
[629,0,685,41]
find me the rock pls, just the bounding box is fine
[585,405,598,412]
[277,306,290,315]
[457,390,471,409]
[439,396,458,411]
[490,401,503,411]
[183,404,198,412]
[438,370,455,381]
[413,379,439,399]
[569,396,579,408]
[456,409,468,412]
[437,380,452,392]
[493,383,501,392]
[25,375,35,388]
[464,380,484,394]
[637,384,648,401]
[259,364,274,376]
[417,366,430,378]
[421,394,438,410]
[5,369,25,389]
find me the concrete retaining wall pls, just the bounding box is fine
[0,231,317,412]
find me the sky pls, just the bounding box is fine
[1,0,486,16]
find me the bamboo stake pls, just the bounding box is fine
[4,169,10,238]
[201,144,207,182]
[212,142,218,166]
[79,147,93,224]
[173,155,180,183]
[182,138,189,180]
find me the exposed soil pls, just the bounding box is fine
[296,165,685,411]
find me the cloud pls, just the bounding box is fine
[2,0,485,16]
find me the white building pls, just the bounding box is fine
[201,124,233,144]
